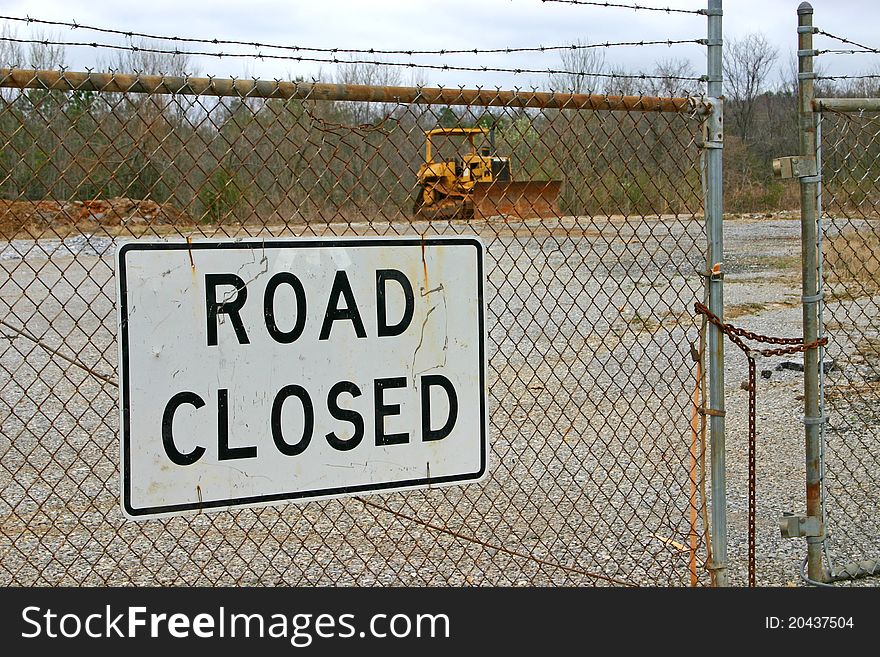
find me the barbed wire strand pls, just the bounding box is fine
[0,36,705,82]
[540,0,705,15]
[819,50,880,56]
[816,29,880,55]
[0,15,704,56]
[816,73,880,82]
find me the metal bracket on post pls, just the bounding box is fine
[772,155,817,180]
[779,512,824,539]
[701,98,723,149]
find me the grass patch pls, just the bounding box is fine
[825,379,880,401]
[757,254,801,272]
[625,313,661,333]
[825,229,880,294]
[854,336,880,366]
[725,299,800,319]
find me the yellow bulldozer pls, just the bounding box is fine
[412,126,561,221]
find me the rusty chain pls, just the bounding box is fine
[694,301,827,586]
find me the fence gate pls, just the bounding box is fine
[0,66,723,586]
[816,103,880,583]
[788,3,880,585]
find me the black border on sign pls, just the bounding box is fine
[117,237,487,519]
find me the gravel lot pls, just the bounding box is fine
[1,214,877,587]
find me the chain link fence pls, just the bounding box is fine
[817,109,880,580]
[0,68,715,586]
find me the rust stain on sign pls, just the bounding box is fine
[420,232,429,288]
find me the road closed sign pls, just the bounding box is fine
[116,236,487,519]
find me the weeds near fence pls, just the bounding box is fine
[825,228,880,294]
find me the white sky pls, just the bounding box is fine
[1,0,878,90]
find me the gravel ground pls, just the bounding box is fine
[1,215,877,587]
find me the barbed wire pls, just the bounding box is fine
[816,74,880,82]
[819,50,880,56]
[816,30,879,55]
[541,0,704,14]
[0,35,706,82]
[0,15,704,56]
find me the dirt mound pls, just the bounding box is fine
[0,197,192,235]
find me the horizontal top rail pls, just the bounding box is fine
[0,68,706,114]
[813,97,880,112]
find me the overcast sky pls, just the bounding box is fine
[1,0,878,90]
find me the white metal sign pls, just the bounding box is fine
[117,237,486,519]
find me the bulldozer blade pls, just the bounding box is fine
[471,180,562,220]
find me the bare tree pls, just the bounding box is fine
[778,52,832,97]
[0,25,24,68]
[833,63,880,98]
[551,39,607,94]
[723,32,778,141]
[778,53,799,98]
[27,34,68,71]
[604,67,639,96]
[0,26,68,70]
[100,39,198,77]
[650,58,701,98]
[333,58,403,125]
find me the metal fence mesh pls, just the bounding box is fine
[0,69,711,586]
[819,109,880,575]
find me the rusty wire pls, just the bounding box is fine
[0,66,710,586]
[357,498,635,587]
[694,302,828,587]
[0,36,706,83]
[303,105,398,136]
[815,29,880,55]
[0,15,704,56]
[540,0,705,14]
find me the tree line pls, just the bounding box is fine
[0,29,877,228]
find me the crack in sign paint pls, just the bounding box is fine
[202,461,273,482]
[410,304,437,383]
[216,246,269,324]
[410,283,449,387]
[325,460,409,470]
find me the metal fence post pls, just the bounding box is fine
[796,1,826,583]
[705,0,728,587]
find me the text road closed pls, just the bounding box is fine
[117,237,486,519]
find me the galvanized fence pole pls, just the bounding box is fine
[705,0,728,587]
[797,1,826,583]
